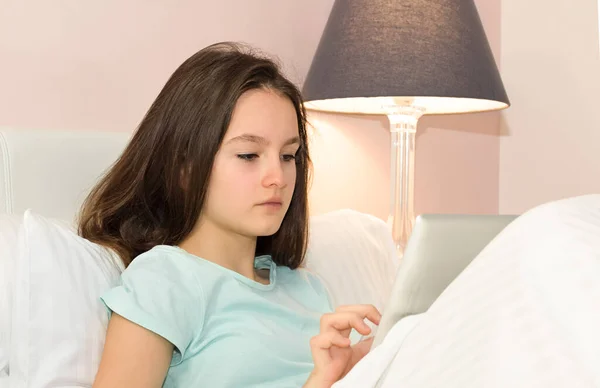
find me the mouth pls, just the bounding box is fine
[258,199,283,208]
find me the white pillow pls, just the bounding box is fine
[8,208,397,386]
[9,210,124,387]
[304,209,400,313]
[0,214,23,379]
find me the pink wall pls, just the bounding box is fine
[0,0,503,220]
[499,0,600,213]
[0,0,334,131]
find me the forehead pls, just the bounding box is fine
[224,88,299,140]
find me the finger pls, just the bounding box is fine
[335,304,382,323]
[357,336,374,349]
[348,337,374,368]
[311,331,352,350]
[320,312,372,336]
[309,332,351,368]
[335,304,382,325]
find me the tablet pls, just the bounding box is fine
[370,213,517,348]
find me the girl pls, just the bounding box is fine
[79,42,380,388]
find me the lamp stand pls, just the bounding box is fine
[386,105,425,258]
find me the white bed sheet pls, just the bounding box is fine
[336,194,600,388]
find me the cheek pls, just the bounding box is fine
[286,164,298,185]
[210,161,256,200]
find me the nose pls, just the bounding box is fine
[261,157,287,188]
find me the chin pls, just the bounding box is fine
[252,218,285,237]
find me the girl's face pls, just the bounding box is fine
[201,88,300,239]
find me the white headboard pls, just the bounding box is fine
[0,129,130,223]
[0,127,400,316]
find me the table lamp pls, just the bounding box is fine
[302,0,510,257]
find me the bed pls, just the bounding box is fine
[0,128,403,386]
[2,128,599,388]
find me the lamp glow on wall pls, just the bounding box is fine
[302,0,510,257]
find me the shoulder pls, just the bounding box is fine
[302,268,332,300]
[125,245,204,282]
[115,245,205,302]
[101,245,206,366]
[278,266,334,311]
[128,245,197,271]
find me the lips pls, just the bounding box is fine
[257,198,283,211]
[259,198,282,206]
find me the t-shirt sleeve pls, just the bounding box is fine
[100,250,204,365]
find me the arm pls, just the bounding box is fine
[93,313,173,388]
[303,374,328,388]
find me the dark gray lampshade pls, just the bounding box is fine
[302,0,510,115]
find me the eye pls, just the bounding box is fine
[281,154,296,162]
[237,154,258,161]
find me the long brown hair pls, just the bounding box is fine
[78,42,311,269]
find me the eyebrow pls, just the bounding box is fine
[225,134,300,146]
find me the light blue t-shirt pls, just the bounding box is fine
[100,245,334,387]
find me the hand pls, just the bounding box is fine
[305,304,381,388]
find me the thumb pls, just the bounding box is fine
[356,336,374,349]
[350,337,374,364]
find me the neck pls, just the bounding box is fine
[178,218,259,281]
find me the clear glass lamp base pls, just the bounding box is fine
[384,105,425,258]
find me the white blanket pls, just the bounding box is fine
[337,194,600,388]
[332,314,423,388]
